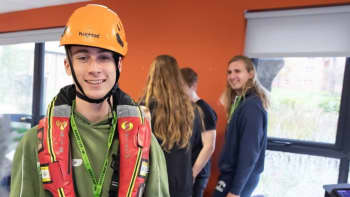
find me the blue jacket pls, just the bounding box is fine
[218,92,268,195]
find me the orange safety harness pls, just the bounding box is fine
[37,93,151,197]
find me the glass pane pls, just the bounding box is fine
[253,151,339,197]
[43,41,72,113]
[0,43,34,195]
[256,57,345,143]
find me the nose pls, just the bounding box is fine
[87,58,101,74]
[227,72,235,80]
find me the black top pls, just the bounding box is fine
[196,99,217,131]
[149,102,203,197]
[191,99,217,178]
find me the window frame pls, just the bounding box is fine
[253,57,350,183]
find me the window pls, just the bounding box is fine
[0,43,35,196]
[245,5,350,196]
[43,41,72,113]
[0,28,65,195]
[256,57,345,143]
[254,151,339,197]
[0,43,35,114]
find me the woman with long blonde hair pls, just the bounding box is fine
[213,55,269,197]
[141,55,202,197]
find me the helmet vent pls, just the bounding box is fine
[116,33,124,47]
[61,26,67,38]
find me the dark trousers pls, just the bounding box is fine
[212,173,260,197]
[193,177,209,197]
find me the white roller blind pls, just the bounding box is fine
[0,27,64,45]
[244,5,350,58]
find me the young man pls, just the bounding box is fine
[181,67,217,197]
[10,4,170,197]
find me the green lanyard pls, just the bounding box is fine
[70,101,117,197]
[228,96,242,123]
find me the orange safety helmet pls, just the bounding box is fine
[60,4,128,56]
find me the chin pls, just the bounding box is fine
[85,91,109,100]
[231,87,243,92]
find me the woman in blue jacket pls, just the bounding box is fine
[213,55,269,197]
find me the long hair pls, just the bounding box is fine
[142,55,194,152]
[221,55,270,116]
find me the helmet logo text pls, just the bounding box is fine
[78,32,100,38]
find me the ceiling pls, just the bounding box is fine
[0,0,90,14]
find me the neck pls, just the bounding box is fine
[188,89,200,102]
[191,91,200,102]
[234,89,244,96]
[75,97,111,123]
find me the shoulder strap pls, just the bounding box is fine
[109,105,151,197]
[37,96,76,197]
[37,116,76,197]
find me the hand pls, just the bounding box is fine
[226,192,239,197]
[192,173,197,184]
[192,169,197,183]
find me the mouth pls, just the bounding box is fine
[229,80,237,84]
[85,79,106,85]
[229,80,240,88]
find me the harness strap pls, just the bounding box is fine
[38,100,151,197]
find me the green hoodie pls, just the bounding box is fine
[10,110,170,197]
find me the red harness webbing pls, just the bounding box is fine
[37,106,151,197]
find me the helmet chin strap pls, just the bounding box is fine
[65,46,120,104]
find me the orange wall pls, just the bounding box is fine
[1,0,350,196]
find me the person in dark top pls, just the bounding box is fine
[213,55,269,197]
[181,67,217,197]
[141,55,204,197]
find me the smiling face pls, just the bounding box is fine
[64,45,119,100]
[227,60,254,91]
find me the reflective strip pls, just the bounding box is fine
[137,106,144,124]
[117,105,143,118]
[47,97,57,162]
[127,148,142,197]
[58,188,65,197]
[53,105,71,117]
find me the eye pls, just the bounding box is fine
[100,55,112,60]
[98,53,114,61]
[227,70,232,74]
[75,55,88,62]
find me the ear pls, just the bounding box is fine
[183,84,191,98]
[191,82,198,92]
[64,58,72,76]
[117,56,122,72]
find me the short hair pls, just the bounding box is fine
[180,67,198,87]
